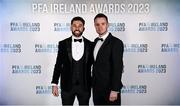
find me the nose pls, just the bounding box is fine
[75,26,80,30]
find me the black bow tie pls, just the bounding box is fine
[96,38,103,41]
[74,39,82,42]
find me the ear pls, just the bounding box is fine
[70,26,73,31]
[107,23,109,28]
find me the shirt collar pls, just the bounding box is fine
[98,32,109,41]
[72,35,83,41]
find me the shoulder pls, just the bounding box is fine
[83,37,93,44]
[58,37,71,45]
[110,34,124,46]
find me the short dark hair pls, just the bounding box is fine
[71,16,85,25]
[94,13,108,23]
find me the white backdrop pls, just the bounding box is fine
[0,0,180,105]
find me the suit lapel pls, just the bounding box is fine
[83,37,89,64]
[66,37,72,63]
[96,33,112,61]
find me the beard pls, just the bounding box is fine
[72,30,83,37]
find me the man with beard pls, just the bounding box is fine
[51,16,93,105]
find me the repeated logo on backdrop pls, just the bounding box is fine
[0,44,22,53]
[10,22,40,32]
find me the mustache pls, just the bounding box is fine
[74,30,80,32]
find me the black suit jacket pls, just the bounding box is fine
[92,33,124,92]
[51,36,93,92]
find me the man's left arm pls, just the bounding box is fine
[111,39,124,91]
[109,39,124,101]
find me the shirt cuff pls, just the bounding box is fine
[111,90,119,93]
[51,83,58,86]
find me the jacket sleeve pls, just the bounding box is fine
[51,41,63,85]
[111,38,124,91]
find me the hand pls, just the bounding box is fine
[52,85,59,97]
[109,91,118,102]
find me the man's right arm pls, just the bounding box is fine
[51,41,63,84]
[51,42,63,96]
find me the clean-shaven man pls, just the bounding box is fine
[92,13,124,105]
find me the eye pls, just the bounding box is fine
[72,24,77,27]
[79,24,83,27]
[102,23,106,25]
[95,23,100,26]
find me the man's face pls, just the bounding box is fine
[71,20,84,37]
[94,17,109,36]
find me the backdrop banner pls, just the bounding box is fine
[0,0,180,105]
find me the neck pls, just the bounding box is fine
[99,31,108,37]
[73,35,82,39]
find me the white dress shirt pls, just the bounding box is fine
[72,35,84,61]
[94,32,109,61]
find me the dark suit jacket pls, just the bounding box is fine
[92,33,124,92]
[51,36,93,92]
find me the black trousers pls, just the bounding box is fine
[93,88,121,105]
[61,85,90,105]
